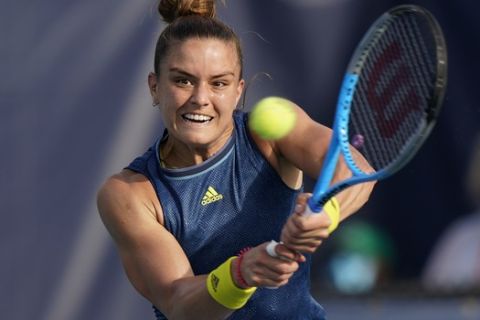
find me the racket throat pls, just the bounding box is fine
[310,140,342,212]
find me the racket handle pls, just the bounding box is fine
[305,198,322,216]
[265,240,280,258]
[265,240,281,290]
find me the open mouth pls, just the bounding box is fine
[182,113,213,124]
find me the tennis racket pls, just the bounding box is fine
[305,4,448,215]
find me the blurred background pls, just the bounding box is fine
[2,0,479,319]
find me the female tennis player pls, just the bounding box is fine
[96,0,374,319]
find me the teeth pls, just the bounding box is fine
[183,113,213,122]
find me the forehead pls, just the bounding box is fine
[163,38,240,76]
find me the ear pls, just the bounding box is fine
[235,79,245,106]
[148,72,160,105]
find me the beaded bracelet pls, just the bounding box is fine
[236,247,252,288]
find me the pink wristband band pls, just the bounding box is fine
[236,247,252,288]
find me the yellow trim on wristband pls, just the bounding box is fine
[206,257,257,310]
[324,197,340,234]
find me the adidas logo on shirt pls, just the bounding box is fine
[201,186,223,206]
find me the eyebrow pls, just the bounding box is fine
[169,68,235,79]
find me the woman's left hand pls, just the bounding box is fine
[280,193,332,253]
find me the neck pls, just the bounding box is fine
[160,130,233,169]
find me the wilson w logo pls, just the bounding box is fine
[366,41,421,138]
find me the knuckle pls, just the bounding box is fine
[280,230,289,240]
[250,266,262,276]
[284,237,295,244]
[322,215,332,226]
[283,264,298,274]
[319,230,330,238]
[295,219,309,232]
[289,245,303,252]
[303,245,316,253]
[290,261,299,271]
[280,239,288,247]
[250,275,260,286]
[279,278,290,287]
[277,274,290,282]
[299,193,311,200]
[278,264,292,274]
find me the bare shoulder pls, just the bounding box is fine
[98,169,152,200]
[97,170,163,239]
[275,103,333,178]
[96,170,193,306]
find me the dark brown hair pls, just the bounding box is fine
[154,0,243,78]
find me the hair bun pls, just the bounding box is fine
[158,0,217,23]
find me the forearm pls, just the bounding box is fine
[335,180,376,221]
[155,275,234,320]
[330,143,376,220]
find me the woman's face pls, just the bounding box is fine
[151,37,244,151]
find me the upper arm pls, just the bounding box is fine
[273,104,334,179]
[276,103,373,180]
[96,173,193,313]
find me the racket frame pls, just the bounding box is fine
[307,5,447,214]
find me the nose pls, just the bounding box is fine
[190,82,211,107]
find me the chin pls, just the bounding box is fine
[171,120,232,147]
[179,131,216,147]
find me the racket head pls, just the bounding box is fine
[337,4,447,179]
[309,5,447,211]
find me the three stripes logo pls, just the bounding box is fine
[210,273,219,292]
[201,186,223,206]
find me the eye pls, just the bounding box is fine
[174,77,192,87]
[212,81,228,88]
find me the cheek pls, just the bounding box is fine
[215,97,237,115]
[162,89,187,112]
[218,88,242,109]
[158,96,180,121]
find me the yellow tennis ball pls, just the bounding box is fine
[249,97,297,140]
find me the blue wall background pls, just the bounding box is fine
[2,1,479,319]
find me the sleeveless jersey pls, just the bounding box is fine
[126,110,326,320]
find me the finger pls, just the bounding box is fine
[255,276,290,289]
[262,243,302,271]
[280,222,298,246]
[265,240,305,262]
[281,229,324,253]
[281,215,320,243]
[246,261,298,287]
[248,264,293,281]
[285,241,323,254]
[297,193,312,203]
[274,243,306,262]
[291,212,331,232]
[281,230,324,245]
[284,228,330,240]
[264,261,299,278]
[294,193,310,215]
[282,230,325,246]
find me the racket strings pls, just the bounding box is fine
[381,23,422,153]
[348,11,438,171]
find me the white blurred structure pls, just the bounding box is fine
[422,134,480,291]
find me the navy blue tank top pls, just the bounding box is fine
[127,111,326,319]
